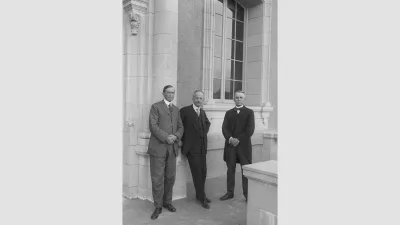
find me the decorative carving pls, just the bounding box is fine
[126,120,135,127]
[123,0,149,36]
[129,12,141,35]
[260,101,273,125]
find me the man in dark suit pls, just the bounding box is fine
[147,85,184,220]
[180,90,212,209]
[220,90,255,202]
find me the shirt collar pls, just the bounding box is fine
[235,105,244,109]
[164,99,172,106]
[192,104,201,111]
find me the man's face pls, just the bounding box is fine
[163,87,175,102]
[234,92,245,106]
[192,92,204,108]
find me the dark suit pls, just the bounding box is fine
[222,106,255,198]
[148,100,184,208]
[180,105,211,201]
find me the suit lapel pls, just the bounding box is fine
[162,100,171,116]
[189,105,197,117]
[200,108,207,129]
[190,106,199,131]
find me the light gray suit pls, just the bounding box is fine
[148,100,183,208]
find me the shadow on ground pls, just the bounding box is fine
[123,172,247,225]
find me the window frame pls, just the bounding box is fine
[212,0,247,103]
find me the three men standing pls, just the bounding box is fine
[220,91,255,201]
[180,90,212,209]
[147,85,183,220]
[147,86,254,220]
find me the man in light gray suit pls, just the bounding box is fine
[147,85,184,220]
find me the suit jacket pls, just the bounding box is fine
[180,105,211,156]
[147,100,184,158]
[222,106,255,162]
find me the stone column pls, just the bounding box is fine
[264,130,277,161]
[151,0,179,104]
[123,0,187,201]
[122,0,150,199]
[150,0,187,200]
[243,160,278,225]
[201,0,215,105]
[260,0,273,108]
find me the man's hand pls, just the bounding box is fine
[231,138,239,147]
[166,135,177,144]
[229,138,240,147]
[166,136,174,144]
[171,135,177,142]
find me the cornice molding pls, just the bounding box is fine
[123,0,148,14]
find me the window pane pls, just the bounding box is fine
[237,4,244,21]
[215,0,223,15]
[227,0,236,19]
[225,80,234,100]
[225,18,235,40]
[236,21,244,41]
[234,81,242,93]
[235,41,243,61]
[214,57,222,78]
[215,14,223,36]
[225,39,234,59]
[225,59,234,79]
[214,36,222,57]
[235,61,243,80]
[213,78,221,99]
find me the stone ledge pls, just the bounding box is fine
[203,104,273,113]
[236,0,266,9]
[138,131,151,139]
[243,160,277,185]
[264,130,278,139]
[134,145,148,155]
[133,132,266,151]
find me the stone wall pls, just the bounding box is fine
[177,0,204,108]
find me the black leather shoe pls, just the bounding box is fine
[162,204,176,212]
[220,193,234,201]
[197,197,212,203]
[150,207,162,220]
[200,200,210,209]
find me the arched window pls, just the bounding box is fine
[213,0,245,100]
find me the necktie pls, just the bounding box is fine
[235,107,240,114]
[168,104,173,113]
[196,108,200,117]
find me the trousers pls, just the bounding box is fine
[225,145,251,198]
[186,139,207,201]
[149,146,176,208]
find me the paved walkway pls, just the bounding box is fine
[123,172,247,225]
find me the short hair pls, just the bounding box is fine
[192,90,204,97]
[235,90,245,95]
[163,85,174,93]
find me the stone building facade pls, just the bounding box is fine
[122,0,277,202]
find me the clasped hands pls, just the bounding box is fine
[229,137,240,147]
[166,135,177,145]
